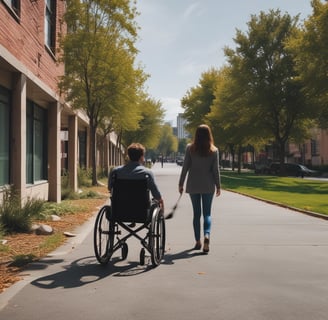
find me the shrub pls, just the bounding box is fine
[10,254,36,267]
[0,187,44,234]
[78,168,92,187]
[61,187,79,200]
[79,190,101,199]
[42,201,81,217]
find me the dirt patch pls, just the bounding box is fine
[0,186,109,294]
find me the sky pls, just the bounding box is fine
[135,0,314,125]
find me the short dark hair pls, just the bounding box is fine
[127,143,145,161]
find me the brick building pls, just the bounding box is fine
[0,1,122,204]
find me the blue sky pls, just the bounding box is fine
[135,0,313,125]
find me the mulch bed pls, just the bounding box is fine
[0,191,108,294]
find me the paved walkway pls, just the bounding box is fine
[1,163,328,320]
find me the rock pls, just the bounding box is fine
[63,231,77,237]
[51,214,61,221]
[35,224,53,235]
[31,224,40,232]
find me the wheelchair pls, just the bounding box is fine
[93,177,166,267]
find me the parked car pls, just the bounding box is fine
[269,163,316,177]
[269,163,281,175]
[176,157,184,166]
[254,162,271,174]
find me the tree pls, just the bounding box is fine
[289,0,328,128]
[157,124,178,158]
[222,10,313,169]
[178,138,188,155]
[181,68,221,134]
[122,95,165,148]
[208,67,266,172]
[59,0,145,185]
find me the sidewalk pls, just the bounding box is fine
[1,163,328,320]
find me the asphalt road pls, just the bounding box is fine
[1,163,328,320]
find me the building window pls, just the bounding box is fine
[79,130,87,169]
[26,101,48,184]
[45,0,56,52]
[0,86,10,186]
[2,0,20,17]
[311,139,319,156]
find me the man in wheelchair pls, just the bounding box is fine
[108,143,164,210]
[93,143,165,267]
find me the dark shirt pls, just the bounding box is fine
[108,162,162,200]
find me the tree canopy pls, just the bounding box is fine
[181,68,220,134]
[289,0,328,128]
[122,95,165,148]
[59,0,146,184]
[211,10,313,165]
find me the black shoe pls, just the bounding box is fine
[203,237,209,253]
[193,242,202,250]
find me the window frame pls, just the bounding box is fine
[2,0,20,20]
[0,86,11,187]
[44,0,56,53]
[26,100,48,184]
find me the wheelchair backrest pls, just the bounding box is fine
[111,177,150,223]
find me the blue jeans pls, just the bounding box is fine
[189,193,214,241]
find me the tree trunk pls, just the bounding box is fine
[237,145,242,174]
[90,123,98,186]
[278,140,286,176]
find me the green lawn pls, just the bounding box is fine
[221,171,328,215]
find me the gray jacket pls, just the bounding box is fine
[179,144,221,194]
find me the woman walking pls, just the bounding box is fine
[178,124,221,253]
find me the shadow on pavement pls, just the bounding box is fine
[162,248,205,265]
[31,256,152,289]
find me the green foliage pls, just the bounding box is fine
[77,167,93,187]
[289,0,328,128]
[0,187,44,234]
[61,188,80,200]
[79,190,103,199]
[38,233,65,253]
[157,124,178,156]
[60,170,77,200]
[59,0,146,186]
[10,254,36,267]
[221,171,328,215]
[61,170,69,188]
[178,139,189,154]
[122,95,165,148]
[181,68,221,133]
[213,10,313,165]
[42,201,83,217]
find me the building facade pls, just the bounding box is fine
[177,113,189,140]
[0,1,123,204]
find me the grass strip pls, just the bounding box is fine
[221,171,328,216]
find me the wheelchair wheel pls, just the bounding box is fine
[140,248,145,266]
[150,207,166,267]
[94,205,114,265]
[121,242,128,260]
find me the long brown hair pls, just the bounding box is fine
[190,124,216,156]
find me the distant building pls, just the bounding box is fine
[172,126,178,137]
[177,113,189,140]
